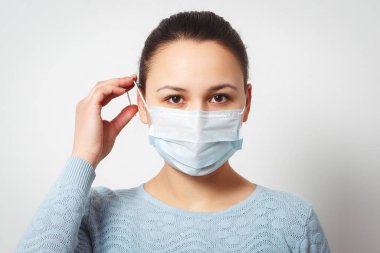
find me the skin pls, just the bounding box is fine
[71,39,256,213]
[137,40,256,212]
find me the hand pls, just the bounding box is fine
[71,75,138,170]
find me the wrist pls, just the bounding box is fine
[71,151,98,170]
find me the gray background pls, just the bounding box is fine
[1,0,379,252]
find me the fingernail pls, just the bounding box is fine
[130,73,137,79]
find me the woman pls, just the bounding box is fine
[15,11,331,252]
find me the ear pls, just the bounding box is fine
[137,90,150,124]
[242,83,252,123]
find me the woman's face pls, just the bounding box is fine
[138,39,252,124]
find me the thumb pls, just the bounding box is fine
[111,105,138,135]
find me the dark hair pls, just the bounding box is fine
[137,10,249,95]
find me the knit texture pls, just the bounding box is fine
[15,156,331,253]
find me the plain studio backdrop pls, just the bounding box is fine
[1,0,379,252]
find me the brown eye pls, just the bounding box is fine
[210,94,228,103]
[168,95,183,104]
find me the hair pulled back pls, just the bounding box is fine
[138,10,249,95]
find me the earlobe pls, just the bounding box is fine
[242,83,252,123]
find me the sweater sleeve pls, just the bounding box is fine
[298,206,331,253]
[14,156,96,253]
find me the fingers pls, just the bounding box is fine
[101,87,126,107]
[88,75,137,107]
[89,85,126,107]
[91,75,137,93]
[111,105,139,135]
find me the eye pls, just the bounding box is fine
[166,95,184,104]
[210,94,229,103]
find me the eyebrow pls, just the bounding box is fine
[156,83,238,92]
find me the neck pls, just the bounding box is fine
[145,160,253,212]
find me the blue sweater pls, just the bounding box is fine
[15,156,331,252]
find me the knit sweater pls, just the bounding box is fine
[14,156,331,253]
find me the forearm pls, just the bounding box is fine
[14,156,96,253]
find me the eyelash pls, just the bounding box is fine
[164,94,231,104]
[210,94,230,103]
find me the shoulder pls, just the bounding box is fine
[257,184,313,214]
[255,185,331,251]
[255,185,314,233]
[87,185,141,210]
[256,186,330,252]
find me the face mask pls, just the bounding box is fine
[132,80,246,176]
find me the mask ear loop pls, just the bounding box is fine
[240,93,247,115]
[238,93,248,128]
[133,80,151,113]
[125,84,136,118]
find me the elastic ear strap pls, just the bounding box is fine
[133,80,151,112]
[240,93,247,115]
[241,104,246,115]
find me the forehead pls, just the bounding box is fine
[146,40,244,90]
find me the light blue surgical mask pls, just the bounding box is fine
[132,80,246,176]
